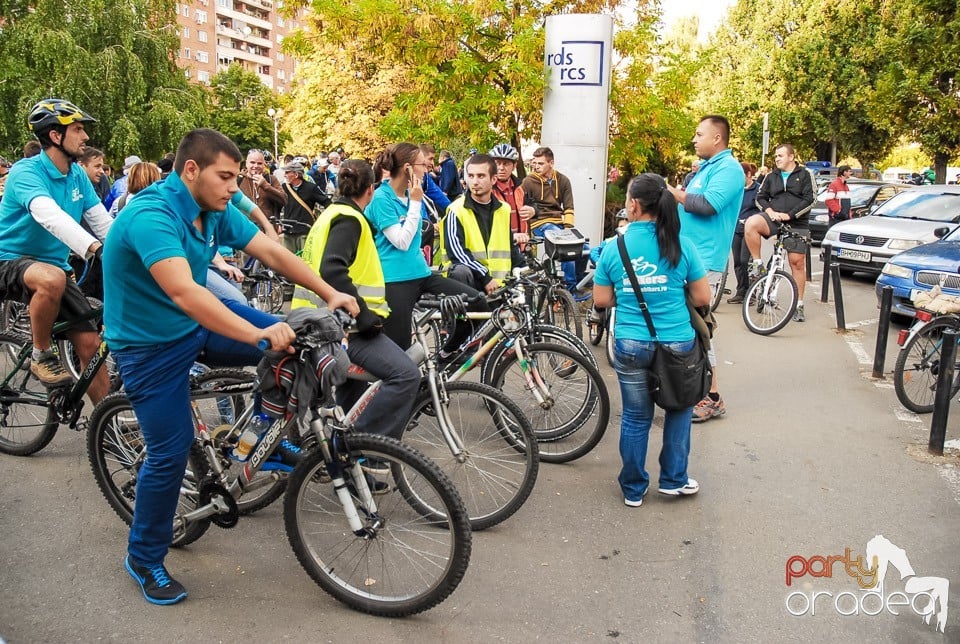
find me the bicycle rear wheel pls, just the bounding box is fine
[742,270,797,335]
[87,392,211,547]
[400,381,538,530]
[285,433,471,617]
[542,287,583,340]
[893,317,960,413]
[488,342,610,463]
[0,332,58,456]
[480,323,596,386]
[605,307,616,368]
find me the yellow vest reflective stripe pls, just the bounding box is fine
[438,198,513,284]
[290,203,390,317]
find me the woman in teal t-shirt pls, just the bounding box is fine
[594,174,712,507]
[365,142,485,351]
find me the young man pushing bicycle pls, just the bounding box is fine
[102,128,358,605]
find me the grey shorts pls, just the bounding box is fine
[0,257,99,333]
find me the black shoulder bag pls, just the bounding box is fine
[617,235,712,410]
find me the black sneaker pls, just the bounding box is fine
[793,304,805,322]
[727,294,744,304]
[125,555,187,605]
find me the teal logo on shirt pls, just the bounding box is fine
[623,256,668,291]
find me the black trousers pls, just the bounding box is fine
[731,231,750,297]
[384,274,487,351]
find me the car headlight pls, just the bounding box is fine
[888,239,921,250]
[880,263,913,279]
[824,229,840,242]
[814,214,829,223]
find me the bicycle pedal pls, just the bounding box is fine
[72,417,89,433]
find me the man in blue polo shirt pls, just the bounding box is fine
[103,128,358,606]
[668,115,745,423]
[0,99,113,399]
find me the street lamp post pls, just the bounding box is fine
[267,108,279,162]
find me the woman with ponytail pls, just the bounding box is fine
[593,174,712,507]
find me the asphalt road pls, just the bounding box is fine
[1,265,958,643]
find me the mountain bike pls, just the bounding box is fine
[87,331,472,617]
[893,308,960,413]
[0,306,113,456]
[741,225,807,335]
[420,285,610,464]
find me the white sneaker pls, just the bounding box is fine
[623,497,644,507]
[658,478,700,496]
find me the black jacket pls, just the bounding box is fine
[756,167,815,225]
[282,180,330,234]
[735,180,761,234]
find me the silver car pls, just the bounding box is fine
[822,185,960,274]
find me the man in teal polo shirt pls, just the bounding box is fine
[0,99,113,399]
[668,115,745,423]
[103,128,358,606]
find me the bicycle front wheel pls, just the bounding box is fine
[488,342,610,463]
[285,433,472,617]
[401,381,538,530]
[87,393,211,547]
[605,307,616,368]
[742,270,797,335]
[893,317,960,413]
[0,332,58,456]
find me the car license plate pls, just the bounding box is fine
[837,248,871,263]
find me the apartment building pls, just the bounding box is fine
[174,0,300,92]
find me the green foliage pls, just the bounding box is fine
[0,0,208,163]
[284,0,615,156]
[872,0,960,182]
[209,64,288,155]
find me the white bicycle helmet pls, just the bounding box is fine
[489,143,519,161]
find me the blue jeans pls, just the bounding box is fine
[613,338,695,502]
[113,301,277,566]
[206,268,245,305]
[531,222,588,291]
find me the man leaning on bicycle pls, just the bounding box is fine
[743,143,814,322]
[0,99,112,400]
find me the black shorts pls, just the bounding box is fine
[758,213,810,255]
[0,257,99,333]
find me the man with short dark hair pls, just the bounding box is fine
[441,154,525,294]
[667,115,745,423]
[521,146,584,293]
[744,142,814,321]
[103,127,358,606]
[824,165,853,221]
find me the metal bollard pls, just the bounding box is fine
[831,264,846,330]
[820,244,831,303]
[928,328,957,456]
[805,243,812,281]
[873,286,894,379]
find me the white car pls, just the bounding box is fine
[822,185,960,274]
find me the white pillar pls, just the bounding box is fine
[541,14,614,246]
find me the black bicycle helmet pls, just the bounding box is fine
[28,99,96,133]
[489,143,519,161]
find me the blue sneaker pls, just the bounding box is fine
[570,289,592,303]
[125,555,187,605]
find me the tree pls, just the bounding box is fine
[209,64,288,155]
[873,0,960,183]
[284,0,614,155]
[609,10,699,178]
[0,0,208,163]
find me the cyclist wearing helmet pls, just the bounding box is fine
[489,143,535,245]
[0,99,113,399]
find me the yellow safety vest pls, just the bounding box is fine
[437,197,513,285]
[291,203,390,318]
